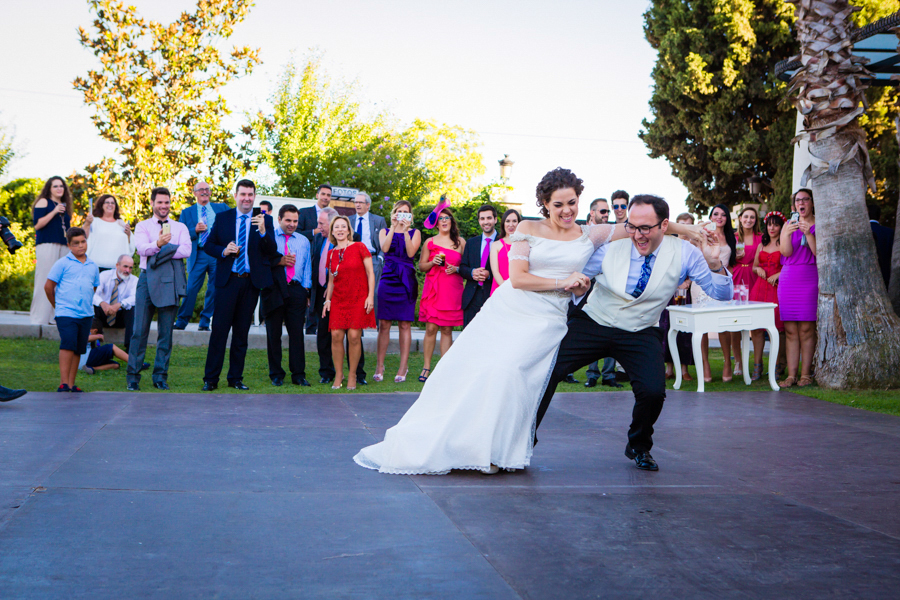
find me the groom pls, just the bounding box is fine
[537,194,733,471]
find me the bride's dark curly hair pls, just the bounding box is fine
[535,168,584,217]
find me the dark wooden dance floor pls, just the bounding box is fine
[1,389,899,599]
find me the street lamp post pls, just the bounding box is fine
[498,154,514,182]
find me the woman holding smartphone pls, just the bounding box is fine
[778,189,817,388]
[30,176,73,324]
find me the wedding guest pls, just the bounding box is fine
[84,194,135,271]
[489,209,521,294]
[93,254,138,352]
[259,200,273,216]
[79,324,130,374]
[662,213,696,382]
[692,203,737,382]
[127,188,191,391]
[300,184,333,334]
[459,204,497,327]
[778,189,817,388]
[750,211,787,381]
[727,206,762,377]
[202,179,277,391]
[588,198,610,226]
[30,176,73,324]
[262,204,312,387]
[44,228,99,392]
[610,190,629,223]
[374,200,421,383]
[418,207,465,382]
[174,181,229,331]
[582,199,619,388]
[323,216,376,390]
[868,203,894,288]
[349,192,388,305]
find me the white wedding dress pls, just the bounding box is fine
[353,224,615,475]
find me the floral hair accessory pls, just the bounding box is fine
[423,196,452,229]
[765,211,786,222]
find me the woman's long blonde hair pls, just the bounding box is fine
[328,215,353,247]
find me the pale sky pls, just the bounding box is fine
[0,0,691,219]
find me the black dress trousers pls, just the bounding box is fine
[265,284,308,382]
[204,275,259,384]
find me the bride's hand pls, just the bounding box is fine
[560,272,590,292]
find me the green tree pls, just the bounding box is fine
[73,0,260,219]
[0,121,13,179]
[641,0,798,213]
[254,56,485,216]
[0,178,44,229]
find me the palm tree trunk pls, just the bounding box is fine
[891,116,900,315]
[788,0,900,388]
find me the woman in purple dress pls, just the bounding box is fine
[374,201,422,383]
[778,189,817,388]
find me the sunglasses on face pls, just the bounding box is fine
[595,209,609,215]
[612,204,627,210]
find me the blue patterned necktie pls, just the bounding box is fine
[200,204,209,247]
[631,255,653,298]
[235,214,248,274]
[356,216,363,240]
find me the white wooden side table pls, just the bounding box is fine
[666,301,780,392]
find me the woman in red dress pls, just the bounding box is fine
[749,211,787,381]
[727,206,762,378]
[489,209,521,295]
[417,207,465,382]
[323,216,376,390]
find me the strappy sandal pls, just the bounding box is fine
[373,371,384,383]
[779,376,798,388]
[418,368,431,382]
[797,376,815,388]
[394,369,408,383]
[751,363,764,381]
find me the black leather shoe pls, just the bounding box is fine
[293,378,311,387]
[153,381,169,390]
[564,374,579,384]
[584,377,598,388]
[126,382,140,392]
[140,362,151,372]
[229,381,249,390]
[173,322,187,330]
[319,377,333,384]
[602,379,624,389]
[0,385,26,402]
[198,325,210,332]
[202,381,218,391]
[625,446,659,471]
[271,377,284,387]
[357,378,367,386]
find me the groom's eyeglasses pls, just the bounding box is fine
[624,220,664,235]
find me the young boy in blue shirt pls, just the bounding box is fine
[44,227,100,392]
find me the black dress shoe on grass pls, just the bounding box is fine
[602,379,624,389]
[564,374,579,384]
[126,382,140,392]
[229,381,249,390]
[625,446,659,471]
[584,377,598,388]
[293,378,311,387]
[271,377,284,387]
[153,381,169,390]
[319,377,333,385]
[357,378,367,386]
[202,382,218,392]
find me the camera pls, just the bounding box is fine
[0,216,23,254]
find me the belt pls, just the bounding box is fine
[231,272,250,279]
[287,280,304,286]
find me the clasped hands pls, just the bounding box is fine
[561,272,591,296]
[472,267,490,282]
[100,301,121,316]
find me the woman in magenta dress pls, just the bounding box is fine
[489,209,521,295]
[323,216,376,391]
[778,189,817,388]
[749,211,787,381]
[374,201,422,383]
[417,207,465,382]
[727,206,762,377]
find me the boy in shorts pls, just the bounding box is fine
[44,228,100,392]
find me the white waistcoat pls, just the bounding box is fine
[583,236,683,332]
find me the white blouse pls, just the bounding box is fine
[87,218,136,269]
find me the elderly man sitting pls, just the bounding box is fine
[92,254,139,351]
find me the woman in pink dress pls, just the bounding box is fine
[749,211,786,381]
[417,207,465,382]
[778,189,817,388]
[727,206,762,377]
[489,209,521,295]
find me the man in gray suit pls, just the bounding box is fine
[349,191,387,312]
[126,188,192,391]
[174,181,230,331]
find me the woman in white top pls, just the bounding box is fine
[85,194,134,270]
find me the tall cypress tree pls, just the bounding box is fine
[640,0,798,213]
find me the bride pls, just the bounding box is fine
[354,168,695,475]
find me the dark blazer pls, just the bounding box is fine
[261,240,310,316]
[178,202,230,254]
[203,208,277,290]
[309,232,331,310]
[298,206,320,242]
[459,232,496,310]
[349,212,388,260]
[146,243,188,308]
[871,221,895,288]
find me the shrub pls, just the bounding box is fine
[0,223,36,311]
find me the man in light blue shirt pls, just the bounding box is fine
[44,227,100,392]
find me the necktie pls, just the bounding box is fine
[631,255,653,298]
[108,278,120,326]
[200,205,209,247]
[284,237,295,283]
[356,216,363,240]
[319,239,329,286]
[235,215,248,274]
[479,236,491,286]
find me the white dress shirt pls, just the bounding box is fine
[92,269,139,310]
[356,212,375,253]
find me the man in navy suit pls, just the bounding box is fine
[298,184,333,242]
[868,204,894,289]
[459,204,498,327]
[174,181,230,331]
[202,179,277,390]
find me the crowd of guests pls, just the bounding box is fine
[26,174,896,393]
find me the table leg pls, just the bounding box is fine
[668,326,682,390]
[691,332,705,393]
[741,330,751,386]
[767,326,780,391]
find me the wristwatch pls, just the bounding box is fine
[711,263,726,274]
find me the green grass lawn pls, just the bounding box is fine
[2,338,898,416]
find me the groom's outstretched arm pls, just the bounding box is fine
[681,240,732,301]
